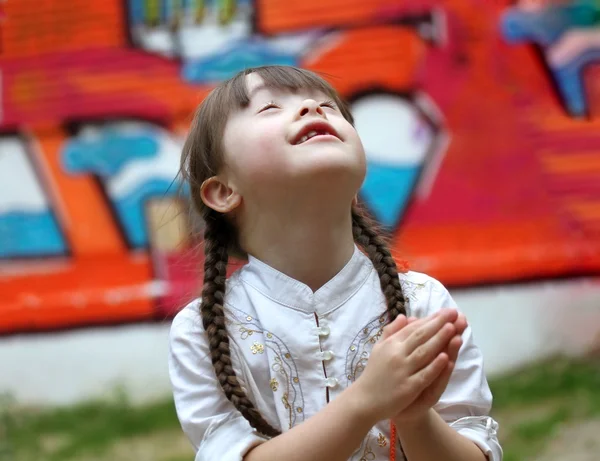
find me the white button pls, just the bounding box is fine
[320,350,334,361]
[325,377,339,388]
[318,325,330,337]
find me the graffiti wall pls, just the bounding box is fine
[1,0,599,335]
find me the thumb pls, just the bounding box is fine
[382,314,407,340]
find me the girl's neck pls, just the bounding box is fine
[241,205,356,292]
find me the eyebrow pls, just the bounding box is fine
[246,83,327,105]
[247,84,271,100]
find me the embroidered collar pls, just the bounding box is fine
[239,245,374,315]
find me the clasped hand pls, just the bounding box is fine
[353,308,467,427]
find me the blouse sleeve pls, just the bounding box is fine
[168,302,269,461]
[425,279,503,461]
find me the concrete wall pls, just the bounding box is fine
[2,277,599,405]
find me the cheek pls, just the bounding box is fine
[224,121,289,186]
[339,123,367,164]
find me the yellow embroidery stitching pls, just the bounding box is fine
[250,342,264,354]
[239,326,255,340]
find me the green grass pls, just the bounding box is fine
[490,358,600,410]
[0,393,182,461]
[488,357,600,461]
[1,357,599,460]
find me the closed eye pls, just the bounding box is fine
[320,100,337,110]
[258,101,280,113]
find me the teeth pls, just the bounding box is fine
[297,130,329,144]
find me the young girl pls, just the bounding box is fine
[169,65,502,461]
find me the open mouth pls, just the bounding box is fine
[293,122,340,145]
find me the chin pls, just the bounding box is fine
[300,146,365,172]
[294,161,365,200]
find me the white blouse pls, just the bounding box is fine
[169,246,503,461]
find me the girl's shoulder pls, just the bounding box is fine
[170,298,204,338]
[398,269,447,292]
[170,270,249,335]
[398,269,435,286]
[398,270,457,318]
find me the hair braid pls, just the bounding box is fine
[351,206,407,322]
[352,206,408,459]
[200,211,280,437]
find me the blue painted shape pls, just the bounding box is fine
[501,2,599,46]
[114,179,185,248]
[62,128,159,178]
[360,161,420,229]
[128,0,145,25]
[60,125,187,249]
[128,0,182,25]
[182,39,298,83]
[128,0,253,26]
[0,211,66,258]
[553,47,600,116]
[162,0,171,23]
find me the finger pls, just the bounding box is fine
[408,311,437,323]
[406,310,441,326]
[417,360,456,408]
[393,308,455,344]
[408,322,456,371]
[446,335,463,364]
[410,352,449,391]
[453,313,468,336]
[402,308,458,353]
[390,316,430,342]
[381,314,407,340]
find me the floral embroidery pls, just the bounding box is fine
[400,279,427,304]
[345,280,429,386]
[250,342,265,354]
[239,326,255,340]
[226,305,305,430]
[270,378,279,391]
[271,354,301,428]
[359,433,376,461]
[360,450,375,461]
[350,427,405,461]
[282,393,290,408]
[345,314,386,384]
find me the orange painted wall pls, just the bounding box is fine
[1,0,599,334]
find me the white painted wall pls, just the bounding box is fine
[0,138,50,214]
[456,277,600,374]
[1,277,599,405]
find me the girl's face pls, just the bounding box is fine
[219,73,366,214]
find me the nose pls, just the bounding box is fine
[296,99,326,119]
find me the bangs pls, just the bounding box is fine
[220,66,354,124]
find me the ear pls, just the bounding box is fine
[200,176,241,213]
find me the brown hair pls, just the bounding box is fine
[180,66,407,436]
